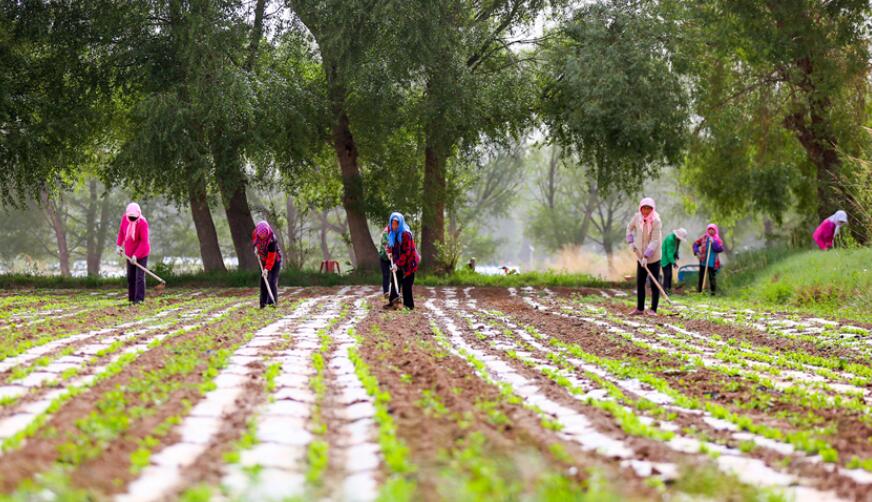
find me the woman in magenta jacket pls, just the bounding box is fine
[116,203,151,304]
[813,210,848,250]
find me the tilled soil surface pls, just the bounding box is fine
[0,287,869,501]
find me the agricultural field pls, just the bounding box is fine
[0,286,870,501]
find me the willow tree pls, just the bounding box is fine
[538,0,689,194]
[409,0,543,272]
[668,0,871,240]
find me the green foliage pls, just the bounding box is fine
[539,0,689,192]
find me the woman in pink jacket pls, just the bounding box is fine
[812,210,848,250]
[116,203,151,304]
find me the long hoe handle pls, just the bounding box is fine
[254,251,276,304]
[639,258,673,305]
[125,255,166,285]
[701,240,712,292]
[388,253,400,296]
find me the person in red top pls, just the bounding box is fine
[252,221,282,308]
[385,211,419,309]
[115,202,151,304]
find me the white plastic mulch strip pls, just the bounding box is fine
[424,289,677,481]
[327,296,382,502]
[219,289,371,501]
[116,297,322,502]
[476,288,848,500]
[0,301,248,451]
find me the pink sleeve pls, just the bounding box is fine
[116,218,126,247]
[134,219,150,258]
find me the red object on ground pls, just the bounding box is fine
[320,260,341,274]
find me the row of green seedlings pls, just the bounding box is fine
[0,297,259,475]
[675,302,870,352]
[306,301,353,490]
[572,296,872,387]
[599,312,872,419]
[348,323,416,501]
[417,316,600,500]
[0,300,233,432]
[67,304,286,496]
[0,294,120,328]
[207,299,347,495]
[466,311,676,446]
[471,309,855,497]
[0,294,89,322]
[2,296,234,391]
[0,292,190,363]
[590,309,872,439]
[493,309,863,471]
[559,298,872,429]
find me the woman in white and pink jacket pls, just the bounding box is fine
[626,197,662,316]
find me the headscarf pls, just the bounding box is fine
[252,220,274,255]
[125,203,142,242]
[674,228,688,241]
[639,197,659,225]
[386,212,412,248]
[828,210,848,235]
[706,223,721,242]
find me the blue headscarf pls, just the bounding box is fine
[386,212,412,247]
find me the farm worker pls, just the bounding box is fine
[626,197,662,316]
[693,224,725,295]
[252,221,282,309]
[661,228,687,295]
[812,210,848,250]
[385,212,419,309]
[378,224,392,299]
[115,202,151,304]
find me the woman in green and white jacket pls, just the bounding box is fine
[660,228,687,295]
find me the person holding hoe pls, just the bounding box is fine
[252,221,282,309]
[626,197,663,316]
[116,202,151,305]
[661,227,687,296]
[385,212,419,310]
[813,210,848,250]
[693,224,724,295]
[378,223,392,299]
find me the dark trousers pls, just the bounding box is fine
[127,256,148,304]
[662,263,674,293]
[260,260,281,308]
[636,260,661,312]
[388,270,415,309]
[380,259,391,294]
[698,266,718,294]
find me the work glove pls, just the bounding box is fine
[130,255,137,265]
[116,245,124,256]
[391,264,398,273]
[640,257,648,267]
[261,268,268,279]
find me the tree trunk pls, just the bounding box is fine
[318,210,332,261]
[188,174,227,273]
[95,184,112,276]
[286,196,304,269]
[421,140,447,273]
[86,179,100,277]
[217,176,258,271]
[329,98,379,272]
[40,189,70,277]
